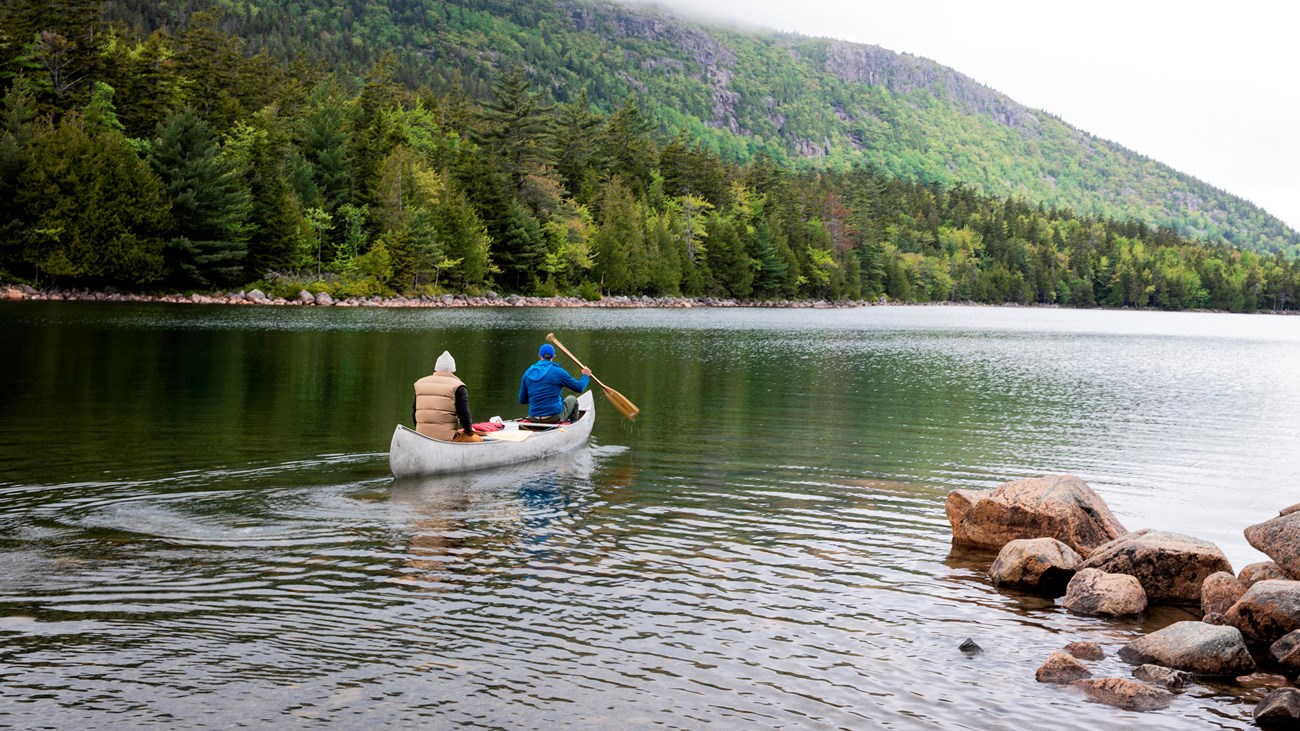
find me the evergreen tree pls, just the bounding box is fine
[0,76,37,271]
[473,68,553,193]
[17,112,170,285]
[149,108,252,286]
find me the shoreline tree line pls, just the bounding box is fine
[0,5,1296,311]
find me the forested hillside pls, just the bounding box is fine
[0,0,1297,311]
[104,0,1300,255]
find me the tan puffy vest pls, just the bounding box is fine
[413,371,464,441]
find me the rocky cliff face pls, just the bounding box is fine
[562,0,1038,140]
[815,40,1039,131]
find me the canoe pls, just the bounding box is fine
[389,391,595,477]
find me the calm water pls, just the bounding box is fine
[2,302,1299,730]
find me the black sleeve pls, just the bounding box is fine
[411,395,417,426]
[455,386,473,432]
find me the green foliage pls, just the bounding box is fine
[149,108,252,286]
[1,0,1299,316]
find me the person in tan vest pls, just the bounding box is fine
[412,351,482,442]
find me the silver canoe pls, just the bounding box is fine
[389,391,595,477]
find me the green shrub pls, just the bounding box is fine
[576,280,602,301]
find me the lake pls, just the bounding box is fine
[2,302,1298,729]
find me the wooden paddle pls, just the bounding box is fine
[546,333,639,420]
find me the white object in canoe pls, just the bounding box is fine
[389,391,595,477]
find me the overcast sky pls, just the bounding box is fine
[632,0,1300,232]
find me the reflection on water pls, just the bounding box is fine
[2,303,1298,728]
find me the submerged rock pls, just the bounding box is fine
[1226,580,1300,646]
[1036,651,1091,684]
[1078,529,1232,606]
[945,474,1126,557]
[1071,677,1175,711]
[1237,673,1291,690]
[1118,621,1254,676]
[1063,568,1147,617]
[958,638,983,655]
[989,537,1082,594]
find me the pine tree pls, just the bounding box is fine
[473,68,553,193]
[149,108,252,286]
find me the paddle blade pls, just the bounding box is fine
[602,385,639,420]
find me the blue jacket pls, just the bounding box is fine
[518,360,590,417]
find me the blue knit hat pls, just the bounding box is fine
[539,343,555,359]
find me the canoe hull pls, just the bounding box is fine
[389,391,595,477]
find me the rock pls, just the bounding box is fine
[1064,641,1105,661]
[314,291,334,306]
[247,288,268,302]
[958,638,982,655]
[1247,513,1300,579]
[1238,673,1291,690]
[1203,571,1247,616]
[1132,664,1190,691]
[1063,568,1148,617]
[989,537,1082,594]
[297,289,315,304]
[1204,612,1230,626]
[1255,688,1300,728]
[1284,503,1300,517]
[1117,621,1255,676]
[5,287,22,300]
[1226,580,1300,646]
[945,474,1126,557]
[1271,629,1300,672]
[1242,562,1293,586]
[1071,677,1175,711]
[1078,529,1232,606]
[1036,651,1091,684]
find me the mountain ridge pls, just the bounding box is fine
[402,0,1296,254]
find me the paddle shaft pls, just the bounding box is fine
[546,333,639,419]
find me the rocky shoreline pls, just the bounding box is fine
[6,284,1300,314]
[948,475,1300,724]
[1,284,874,309]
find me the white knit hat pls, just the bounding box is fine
[435,351,456,372]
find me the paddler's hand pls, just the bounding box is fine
[581,367,592,376]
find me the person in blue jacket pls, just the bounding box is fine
[519,343,592,423]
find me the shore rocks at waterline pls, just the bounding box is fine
[1063,569,1147,617]
[1064,641,1105,661]
[1133,664,1190,691]
[988,537,1082,593]
[1242,561,1293,587]
[1203,572,1248,616]
[1271,630,1300,672]
[1225,580,1300,646]
[1255,688,1300,728]
[0,286,881,310]
[1036,652,1091,684]
[1117,621,1256,676]
[945,475,1126,557]
[1070,677,1176,711]
[1077,529,1232,606]
[1246,512,1300,579]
